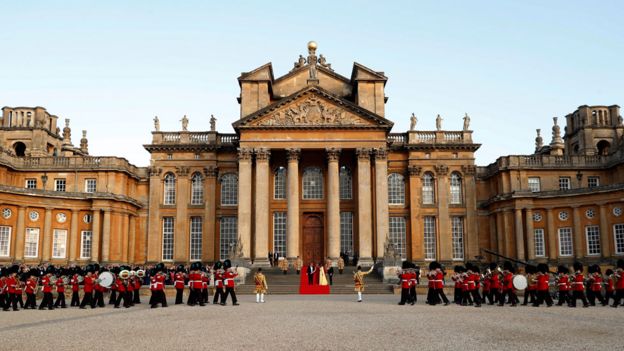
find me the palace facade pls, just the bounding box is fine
[1,42,623,267]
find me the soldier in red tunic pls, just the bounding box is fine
[397,262,411,305]
[610,259,624,308]
[80,265,96,309]
[451,265,464,305]
[604,268,615,306]
[570,261,589,308]
[489,263,502,305]
[132,269,142,304]
[587,264,605,306]
[434,264,450,306]
[409,264,419,305]
[114,268,131,308]
[4,265,19,311]
[174,264,186,305]
[39,267,55,310]
[522,265,537,306]
[53,269,67,308]
[201,268,210,304]
[213,261,225,305]
[498,261,518,306]
[0,269,7,310]
[14,272,25,310]
[24,270,38,309]
[187,262,204,306]
[70,269,81,307]
[149,263,168,308]
[221,260,239,306]
[556,265,571,306]
[108,267,118,305]
[93,265,106,308]
[533,263,553,307]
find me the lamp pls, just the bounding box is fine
[41,173,48,189]
[576,171,583,188]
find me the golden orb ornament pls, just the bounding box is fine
[307,41,317,51]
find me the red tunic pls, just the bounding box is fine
[590,274,602,292]
[83,276,94,293]
[214,271,224,288]
[174,272,185,289]
[503,272,514,291]
[435,271,445,289]
[71,275,80,292]
[606,277,614,292]
[557,275,570,291]
[150,273,165,291]
[400,272,410,289]
[409,272,417,288]
[56,278,65,293]
[616,271,624,290]
[26,279,37,294]
[536,273,549,291]
[571,273,585,292]
[224,271,238,288]
[41,276,52,293]
[6,276,17,294]
[133,277,141,290]
[490,273,501,290]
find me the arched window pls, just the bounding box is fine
[274,167,287,200]
[422,172,435,205]
[220,173,238,205]
[450,172,462,205]
[339,166,352,200]
[13,142,26,157]
[302,167,323,199]
[388,173,405,205]
[190,172,203,205]
[163,173,176,205]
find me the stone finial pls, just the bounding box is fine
[435,114,442,131]
[154,116,160,131]
[549,117,564,155]
[62,118,72,144]
[410,113,417,131]
[535,128,543,152]
[180,115,189,131]
[80,130,88,154]
[463,113,471,131]
[307,41,318,80]
[210,114,216,132]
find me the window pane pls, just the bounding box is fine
[52,229,67,258]
[534,229,545,257]
[85,179,96,193]
[163,173,176,205]
[191,173,203,205]
[80,231,92,259]
[24,228,39,257]
[450,173,462,204]
[588,177,599,188]
[339,166,352,200]
[388,173,405,205]
[220,217,238,259]
[451,217,464,260]
[0,226,10,256]
[302,167,323,199]
[558,228,573,256]
[190,217,202,260]
[273,212,287,257]
[559,177,570,190]
[585,225,601,255]
[389,217,406,259]
[340,212,353,256]
[614,224,624,254]
[274,167,287,200]
[422,173,435,205]
[528,177,541,192]
[25,179,37,189]
[55,179,66,192]
[221,174,238,205]
[424,216,436,260]
[162,217,174,260]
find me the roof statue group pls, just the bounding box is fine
[152,114,217,132]
[409,112,471,131]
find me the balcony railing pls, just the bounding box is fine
[150,131,238,146]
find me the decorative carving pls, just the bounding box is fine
[237,148,253,161]
[356,148,371,160]
[408,165,422,176]
[535,128,543,151]
[63,118,72,143]
[286,148,301,162]
[257,96,368,127]
[410,113,417,131]
[307,41,318,80]
[175,166,190,176]
[461,165,477,176]
[293,54,306,69]
[434,164,449,176]
[180,115,189,131]
[326,148,341,162]
[154,116,160,131]
[436,114,442,131]
[210,114,216,132]
[80,130,88,153]
[148,167,163,177]
[374,147,387,160]
[203,166,218,178]
[318,54,332,71]
[463,113,471,131]
[551,117,563,144]
[255,148,271,161]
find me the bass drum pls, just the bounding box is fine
[512,275,528,290]
[98,271,115,288]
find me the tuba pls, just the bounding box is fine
[136,269,146,278]
[119,270,131,280]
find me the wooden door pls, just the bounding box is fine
[302,214,324,265]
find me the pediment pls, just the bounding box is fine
[233,87,393,130]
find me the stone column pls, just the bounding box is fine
[92,209,101,262]
[254,148,271,266]
[14,206,26,261]
[503,210,513,258]
[42,208,53,261]
[599,204,611,258]
[525,208,535,260]
[146,167,162,263]
[203,166,218,262]
[495,211,504,255]
[572,207,583,258]
[435,165,451,261]
[489,214,497,254]
[101,209,111,262]
[373,148,388,261]
[121,214,129,263]
[462,166,478,260]
[356,148,373,265]
[546,209,557,259]
[286,148,300,259]
[69,209,79,262]
[175,167,190,262]
[327,148,341,262]
[514,208,525,261]
[408,166,422,261]
[128,215,136,264]
[237,148,253,261]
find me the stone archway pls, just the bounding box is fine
[13,141,26,156]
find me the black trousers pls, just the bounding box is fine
[611,289,624,307]
[188,289,203,306]
[71,291,80,306]
[461,290,473,305]
[435,288,449,304]
[175,288,184,304]
[557,291,570,306]
[80,292,93,308]
[534,290,553,306]
[54,292,66,307]
[222,287,237,304]
[499,290,518,305]
[0,293,5,309]
[426,287,438,304]
[398,288,409,305]
[409,286,417,304]
[109,290,117,305]
[94,291,105,307]
[588,290,605,305]
[308,274,314,285]
[39,292,54,309]
[133,289,141,304]
[471,290,481,306]
[201,288,208,303]
[328,274,333,285]
[150,290,167,307]
[570,290,589,307]
[25,293,37,309]
[522,289,536,305]
[604,290,614,305]
[114,291,130,308]
[213,287,224,304]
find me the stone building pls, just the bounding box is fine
[0,42,623,268]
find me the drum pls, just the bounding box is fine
[512,275,528,290]
[98,271,114,288]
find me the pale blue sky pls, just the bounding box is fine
[2,1,623,166]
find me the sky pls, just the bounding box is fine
[1,1,623,167]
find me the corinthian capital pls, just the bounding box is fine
[255,148,271,161]
[237,148,253,161]
[356,148,371,160]
[286,148,301,162]
[326,148,341,162]
[374,147,387,160]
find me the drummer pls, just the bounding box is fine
[499,261,519,306]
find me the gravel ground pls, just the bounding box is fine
[0,295,621,351]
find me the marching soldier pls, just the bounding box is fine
[409,264,419,305]
[489,263,502,305]
[108,267,118,305]
[604,268,615,306]
[201,267,210,305]
[0,268,7,310]
[39,267,55,310]
[53,270,67,308]
[434,263,450,306]
[254,268,268,303]
[353,265,374,302]
[212,261,225,305]
[221,261,239,306]
[556,265,571,306]
[187,262,204,306]
[14,274,24,310]
[149,263,168,308]
[4,265,19,311]
[174,265,186,304]
[24,271,38,309]
[611,259,624,308]
[499,261,518,306]
[70,270,81,307]
[93,265,106,308]
[114,271,129,308]
[522,265,537,306]
[397,262,411,305]
[570,261,589,308]
[80,265,95,309]
[533,263,553,307]
[588,264,605,306]
[132,270,142,304]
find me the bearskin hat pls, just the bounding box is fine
[45,265,56,274]
[402,261,410,269]
[190,262,202,271]
[454,265,464,273]
[617,259,624,270]
[176,264,185,272]
[214,261,223,270]
[573,261,583,272]
[223,259,232,269]
[93,263,101,272]
[537,263,549,274]
[557,265,569,274]
[428,261,440,271]
[488,262,498,271]
[155,262,165,272]
[503,261,515,273]
[592,264,601,274]
[606,268,614,276]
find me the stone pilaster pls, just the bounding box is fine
[525,209,535,260]
[374,148,388,261]
[175,167,190,262]
[546,209,557,259]
[14,206,26,261]
[514,208,525,261]
[203,166,218,262]
[495,211,504,255]
[146,167,162,263]
[435,165,451,261]
[69,209,79,262]
[599,204,611,258]
[237,148,253,261]
[572,207,583,258]
[503,210,513,258]
[128,215,136,263]
[101,209,111,262]
[356,148,373,265]
[326,147,341,261]
[254,148,271,267]
[92,209,101,262]
[42,208,52,261]
[462,165,478,260]
[286,148,300,259]
[408,166,422,261]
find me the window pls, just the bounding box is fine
[189,217,202,261]
[558,228,573,256]
[388,173,405,205]
[339,166,352,200]
[24,228,39,257]
[302,167,323,199]
[534,229,545,257]
[558,211,569,221]
[167,154,173,160]
[588,176,600,188]
[191,173,203,205]
[422,172,435,205]
[340,212,353,255]
[25,178,37,189]
[162,217,174,260]
[449,172,462,204]
[52,229,67,258]
[219,216,237,259]
[85,179,96,193]
[274,167,287,200]
[389,217,407,259]
[273,212,287,257]
[220,174,238,205]
[614,224,624,254]
[451,217,464,260]
[55,179,66,192]
[585,226,601,256]
[559,177,571,191]
[423,216,437,260]
[0,226,10,257]
[528,177,541,192]
[163,173,176,205]
[80,231,92,259]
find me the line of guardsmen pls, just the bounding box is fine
[172,259,239,307]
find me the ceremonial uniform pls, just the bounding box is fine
[254,271,268,303]
[435,269,450,305]
[174,272,186,304]
[397,270,411,305]
[337,257,345,274]
[201,272,209,304]
[54,277,67,308]
[499,270,518,306]
[25,276,38,309]
[556,274,571,306]
[353,266,374,302]
[133,276,142,304]
[489,271,502,305]
[14,279,24,309]
[295,257,303,275]
[187,271,204,306]
[108,274,118,305]
[93,273,106,308]
[612,266,624,308]
[213,269,224,305]
[39,275,54,310]
[114,278,129,308]
[0,276,6,310]
[570,270,589,308]
[409,269,418,304]
[80,274,95,309]
[533,272,553,307]
[604,270,615,306]
[589,272,605,306]
[5,274,19,311]
[149,270,167,308]
[523,272,537,306]
[222,269,239,305]
[70,274,80,307]
[451,271,463,305]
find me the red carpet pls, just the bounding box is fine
[299,269,330,294]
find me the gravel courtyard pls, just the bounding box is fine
[1,295,621,351]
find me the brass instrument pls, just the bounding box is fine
[136,269,146,278]
[77,276,85,283]
[119,270,131,280]
[129,270,136,277]
[49,275,58,285]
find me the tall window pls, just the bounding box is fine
[528,177,541,192]
[163,173,176,205]
[451,217,464,260]
[340,212,353,255]
[423,216,437,260]
[273,212,287,257]
[220,174,238,205]
[274,167,287,200]
[24,228,39,257]
[85,179,97,193]
[534,229,545,257]
[422,172,435,205]
[388,173,405,205]
[55,179,66,192]
[25,178,37,189]
[52,229,67,258]
[614,224,624,254]
[588,176,600,188]
[389,217,407,259]
[449,172,462,205]
[80,231,92,259]
[585,225,601,256]
[162,217,174,260]
[303,167,323,199]
[191,173,203,205]
[559,177,571,190]
[190,217,202,260]
[0,226,10,257]
[339,166,352,200]
[219,217,237,259]
[558,227,573,256]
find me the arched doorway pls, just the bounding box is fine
[302,214,324,265]
[13,142,26,156]
[597,140,610,156]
